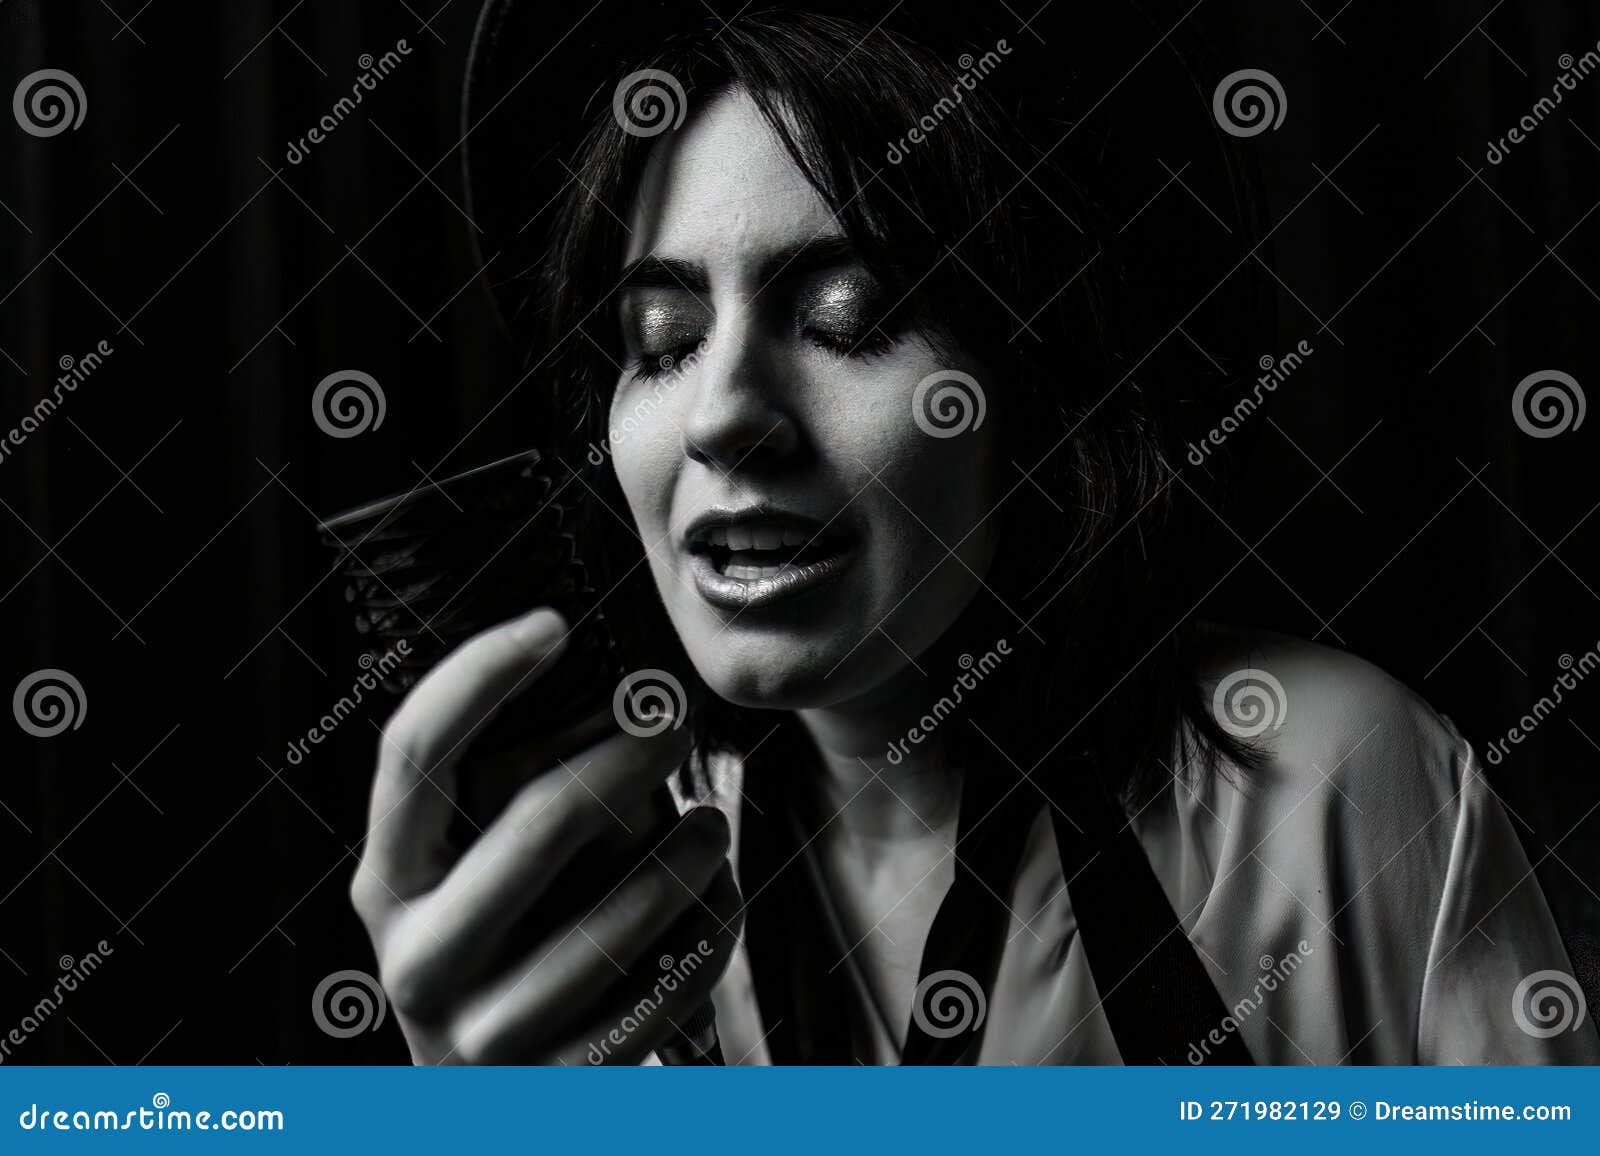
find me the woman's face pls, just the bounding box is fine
[609,88,1002,711]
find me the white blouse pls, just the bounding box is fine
[697,631,1600,1065]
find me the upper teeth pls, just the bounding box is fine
[702,525,813,550]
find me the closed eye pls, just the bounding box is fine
[804,324,898,359]
[631,337,708,381]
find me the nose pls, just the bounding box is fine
[680,324,801,474]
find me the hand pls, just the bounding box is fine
[348,607,740,1064]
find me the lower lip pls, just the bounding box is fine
[689,542,858,613]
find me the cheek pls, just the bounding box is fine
[608,381,686,531]
[826,361,1001,553]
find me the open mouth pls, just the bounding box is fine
[684,507,859,611]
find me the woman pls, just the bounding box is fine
[347,3,1598,1064]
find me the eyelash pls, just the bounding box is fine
[804,325,898,359]
[630,341,704,382]
[629,326,898,382]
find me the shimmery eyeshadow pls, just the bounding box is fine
[795,272,884,333]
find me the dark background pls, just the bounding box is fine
[2,0,1596,1063]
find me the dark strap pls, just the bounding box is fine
[1049,757,1254,1065]
[741,754,1033,1064]
[899,773,1038,1064]
[739,753,854,1064]
[740,750,1252,1065]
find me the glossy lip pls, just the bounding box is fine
[682,505,861,613]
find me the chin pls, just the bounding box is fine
[683,623,888,711]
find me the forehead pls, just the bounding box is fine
[622,88,841,268]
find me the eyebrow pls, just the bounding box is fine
[616,234,861,296]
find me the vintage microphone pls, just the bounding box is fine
[319,450,724,1065]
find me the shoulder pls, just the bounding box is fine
[1189,623,1469,800]
[1144,625,1596,1063]
[1134,626,1475,1060]
[1170,623,1482,906]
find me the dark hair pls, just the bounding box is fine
[513,7,1266,809]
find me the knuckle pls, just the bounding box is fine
[503,776,586,857]
[377,938,438,1020]
[458,624,524,673]
[503,774,565,831]
[376,709,425,771]
[448,1026,492,1067]
[449,1011,521,1066]
[347,863,386,925]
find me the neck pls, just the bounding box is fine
[798,681,963,847]
[795,609,1008,848]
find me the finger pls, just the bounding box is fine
[389,729,694,998]
[553,863,743,1066]
[354,607,569,917]
[457,704,620,830]
[443,808,731,1060]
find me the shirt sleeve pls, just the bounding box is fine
[1416,726,1600,1064]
